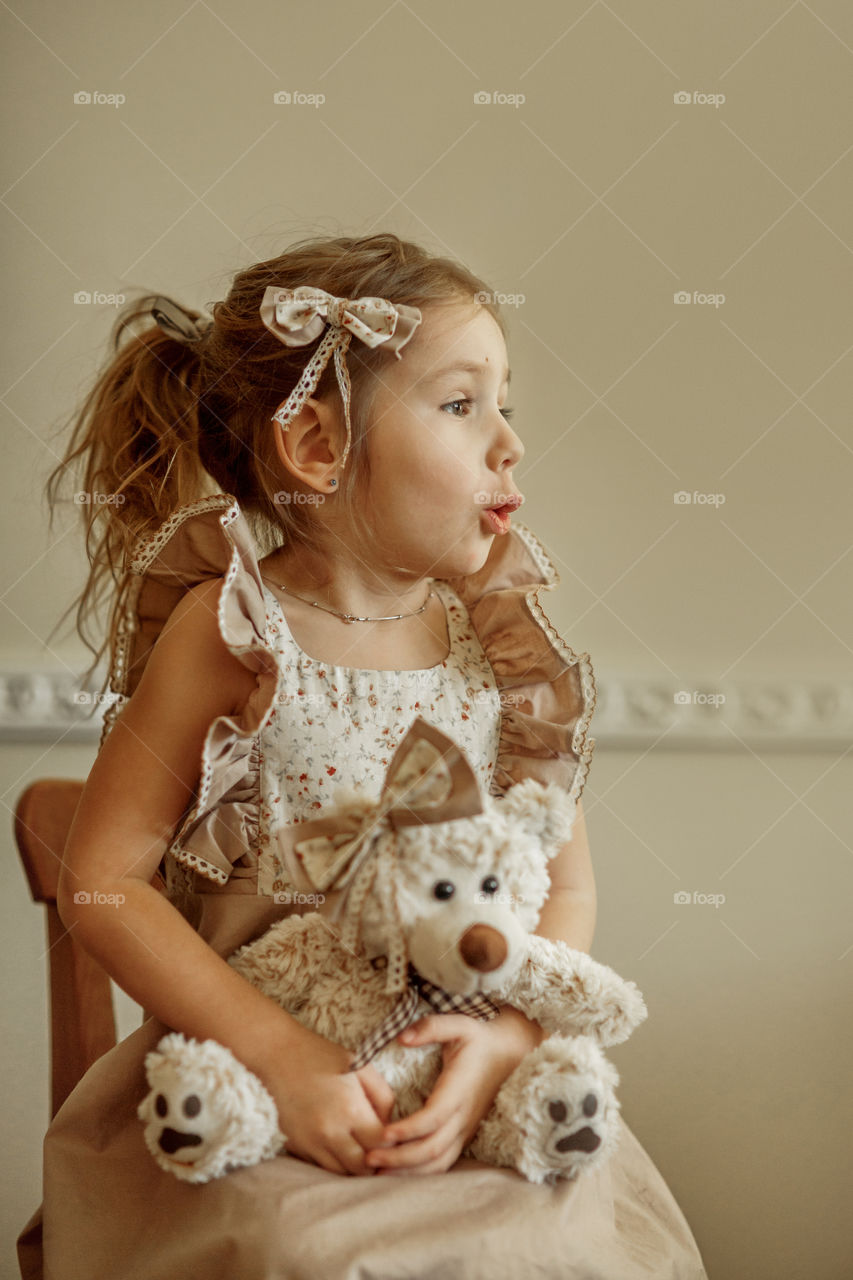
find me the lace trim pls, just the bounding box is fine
[271,328,356,470]
[511,520,560,586]
[170,504,277,857]
[167,842,231,886]
[525,591,597,804]
[98,573,143,749]
[128,493,236,575]
[485,520,597,804]
[98,494,237,751]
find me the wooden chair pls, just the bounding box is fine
[15,778,125,1117]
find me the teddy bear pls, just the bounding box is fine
[139,717,647,1186]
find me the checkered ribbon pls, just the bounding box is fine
[347,965,501,1072]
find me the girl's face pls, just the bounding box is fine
[362,302,525,580]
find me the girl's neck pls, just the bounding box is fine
[261,545,432,621]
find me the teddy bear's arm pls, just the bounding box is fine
[493,935,648,1047]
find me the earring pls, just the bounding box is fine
[329,478,337,487]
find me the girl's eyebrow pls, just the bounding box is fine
[419,361,511,385]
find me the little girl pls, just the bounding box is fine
[20,232,708,1279]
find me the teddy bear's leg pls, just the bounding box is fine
[139,1034,285,1184]
[468,1035,622,1185]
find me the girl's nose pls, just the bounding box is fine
[493,417,524,470]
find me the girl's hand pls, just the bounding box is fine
[364,1007,545,1176]
[260,1025,397,1177]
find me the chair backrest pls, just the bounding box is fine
[15,778,119,1117]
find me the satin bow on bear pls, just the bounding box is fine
[285,719,483,885]
[276,717,484,989]
[259,284,422,469]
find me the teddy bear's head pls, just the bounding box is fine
[356,777,577,995]
[284,718,579,997]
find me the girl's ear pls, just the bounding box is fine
[271,395,343,490]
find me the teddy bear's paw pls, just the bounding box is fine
[538,1086,610,1181]
[509,1036,622,1184]
[138,1034,284,1184]
[586,974,648,1046]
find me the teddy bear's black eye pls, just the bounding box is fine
[433,880,455,900]
[480,876,499,895]
[183,1094,201,1119]
[155,1093,168,1118]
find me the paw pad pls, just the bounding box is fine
[154,1091,206,1157]
[546,1092,602,1158]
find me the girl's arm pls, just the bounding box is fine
[57,578,394,1176]
[534,798,597,954]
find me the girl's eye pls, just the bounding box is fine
[433,880,456,900]
[441,399,516,422]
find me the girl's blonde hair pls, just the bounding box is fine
[46,232,507,678]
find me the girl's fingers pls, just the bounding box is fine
[356,1065,396,1124]
[379,1099,445,1146]
[398,1014,473,1046]
[376,1133,465,1176]
[333,1135,380,1176]
[367,1113,461,1169]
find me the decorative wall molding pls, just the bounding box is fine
[2,667,852,752]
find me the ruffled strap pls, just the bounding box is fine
[446,521,596,804]
[100,494,279,887]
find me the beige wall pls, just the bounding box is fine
[3,3,852,1277]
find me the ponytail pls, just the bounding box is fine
[45,293,215,677]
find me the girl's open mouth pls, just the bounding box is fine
[481,495,523,536]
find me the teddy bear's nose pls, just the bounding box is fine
[458,924,508,972]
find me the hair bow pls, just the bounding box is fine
[274,717,483,993]
[150,297,209,344]
[259,284,422,470]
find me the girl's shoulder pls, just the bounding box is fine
[156,577,259,717]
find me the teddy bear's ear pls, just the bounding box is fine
[499,780,577,854]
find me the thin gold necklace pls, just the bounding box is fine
[264,576,435,625]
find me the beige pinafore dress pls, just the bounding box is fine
[18,494,708,1280]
